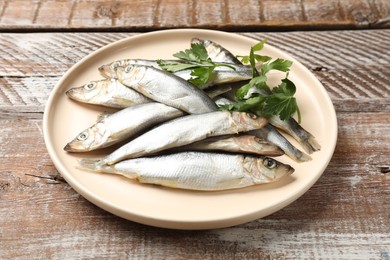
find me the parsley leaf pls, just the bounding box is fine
[219,96,267,116]
[237,39,271,76]
[158,43,235,87]
[157,60,199,72]
[263,78,301,122]
[188,67,215,86]
[236,75,268,100]
[219,39,301,122]
[174,43,209,62]
[261,58,293,76]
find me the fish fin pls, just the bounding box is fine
[111,96,137,107]
[77,158,106,172]
[96,112,112,122]
[216,177,247,190]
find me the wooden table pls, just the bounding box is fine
[1,1,389,259]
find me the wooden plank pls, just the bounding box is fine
[0,31,389,258]
[0,112,389,259]
[0,31,388,114]
[0,0,389,31]
[261,0,304,25]
[35,1,74,27]
[0,1,39,25]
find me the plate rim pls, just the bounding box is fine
[43,29,338,229]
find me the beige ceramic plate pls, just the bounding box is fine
[43,29,337,229]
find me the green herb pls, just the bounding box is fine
[220,77,300,121]
[219,96,267,116]
[221,40,301,122]
[265,78,301,122]
[158,43,235,87]
[237,39,271,77]
[235,75,269,100]
[156,60,199,72]
[159,39,301,122]
[173,43,210,62]
[261,58,293,76]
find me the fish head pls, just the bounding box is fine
[66,79,111,104]
[99,60,131,79]
[232,112,268,131]
[115,65,147,86]
[64,126,105,152]
[246,156,294,183]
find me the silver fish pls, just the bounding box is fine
[64,102,184,152]
[175,135,284,156]
[269,116,321,154]
[66,78,230,109]
[250,124,312,162]
[191,38,243,65]
[99,59,253,89]
[79,152,294,191]
[86,111,268,165]
[115,65,218,114]
[66,78,151,108]
[99,59,248,77]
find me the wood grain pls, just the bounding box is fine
[0,114,389,258]
[1,31,389,113]
[0,31,389,259]
[0,0,389,31]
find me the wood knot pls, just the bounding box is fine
[312,66,329,72]
[378,166,390,174]
[96,3,120,18]
[0,181,11,191]
[352,11,377,26]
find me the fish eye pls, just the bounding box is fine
[125,65,132,73]
[77,132,88,141]
[112,61,120,69]
[263,158,277,169]
[84,82,96,90]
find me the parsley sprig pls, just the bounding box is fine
[220,39,301,122]
[158,43,235,86]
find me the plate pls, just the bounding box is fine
[43,29,337,229]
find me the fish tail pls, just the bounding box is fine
[290,120,321,154]
[284,148,312,163]
[305,135,321,154]
[298,152,312,162]
[295,134,321,154]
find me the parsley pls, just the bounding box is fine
[156,60,199,72]
[235,75,269,100]
[221,40,301,122]
[219,96,267,116]
[237,39,271,77]
[158,39,301,122]
[261,58,293,76]
[264,78,301,122]
[173,43,210,62]
[158,43,235,87]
